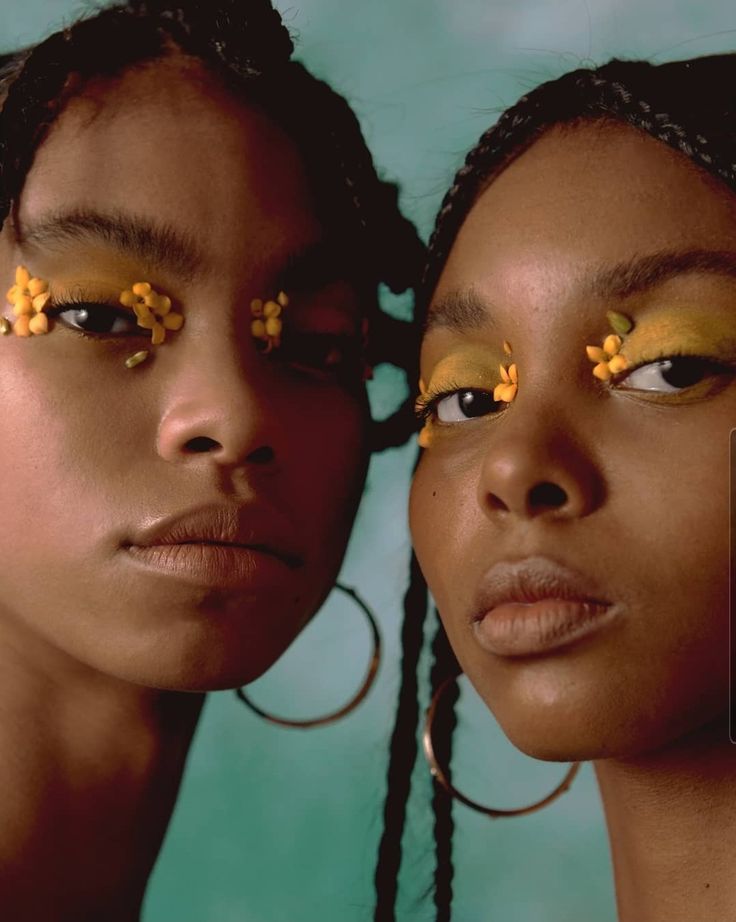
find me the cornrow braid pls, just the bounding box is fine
[391,53,736,922]
[0,0,424,450]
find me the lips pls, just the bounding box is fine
[124,503,304,588]
[471,557,617,656]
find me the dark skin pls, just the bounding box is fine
[411,121,736,921]
[0,56,369,920]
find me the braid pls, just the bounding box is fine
[426,616,460,922]
[373,551,428,922]
[423,56,736,307]
[392,51,736,922]
[0,0,424,452]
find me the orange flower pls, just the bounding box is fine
[120,282,183,346]
[6,265,50,337]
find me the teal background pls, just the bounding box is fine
[2,2,734,919]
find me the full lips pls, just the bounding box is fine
[473,598,615,656]
[470,557,619,657]
[125,542,294,589]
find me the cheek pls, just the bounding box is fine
[280,387,368,542]
[0,346,149,566]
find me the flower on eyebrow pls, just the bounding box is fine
[251,291,288,353]
[120,282,184,346]
[6,265,51,336]
[586,333,629,381]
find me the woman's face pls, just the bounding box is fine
[411,121,735,761]
[0,58,368,691]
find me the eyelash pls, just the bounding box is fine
[414,378,502,421]
[270,331,365,384]
[46,296,141,338]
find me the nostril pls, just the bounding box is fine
[185,436,221,454]
[247,445,275,465]
[529,481,567,510]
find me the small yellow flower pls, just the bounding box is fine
[6,265,50,337]
[251,291,288,352]
[494,362,518,403]
[586,333,628,381]
[120,282,183,346]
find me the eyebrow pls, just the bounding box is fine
[425,248,736,335]
[590,248,736,299]
[17,209,205,282]
[424,288,492,333]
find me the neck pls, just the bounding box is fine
[0,614,204,922]
[595,716,736,922]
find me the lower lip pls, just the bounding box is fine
[125,543,294,589]
[473,599,616,657]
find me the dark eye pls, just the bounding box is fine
[276,332,363,381]
[436,389,501,421]
[615,356,729,393]
[49,302,141,336]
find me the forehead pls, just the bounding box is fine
[436,121,736,302]
[15,57,319,271]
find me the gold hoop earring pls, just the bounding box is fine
[235,583,381,729]
[423,675,581,817]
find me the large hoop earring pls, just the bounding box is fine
[235,583,381,729]
[423,675,581,817]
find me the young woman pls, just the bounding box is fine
[0,0,422,917]
[402,56,735,921]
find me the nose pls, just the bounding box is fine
[156,336,278,470]
[477,404,604,521]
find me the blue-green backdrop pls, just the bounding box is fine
[2,2,733,919]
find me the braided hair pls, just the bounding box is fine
[0,0,425,449]
[374,53,736,920]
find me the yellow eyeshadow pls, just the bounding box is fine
[423,346,505,394]
[621,313,736,363]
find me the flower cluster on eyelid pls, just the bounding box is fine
[415,344,516,448]
[586,308,736,385]
[2,266,185,365]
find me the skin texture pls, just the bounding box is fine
[410,122,736,922]
[0,56,368,920]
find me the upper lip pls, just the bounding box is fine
[125,503,304,569]
[471,556,610,622]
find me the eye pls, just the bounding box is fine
[435,388,501,422]
[49,301,141,336]
[275,332,363,382]
[614,356,731,394]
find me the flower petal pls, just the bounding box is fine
[607,354,628,374]
[499,364,510,384]
[29,312,48,335]
[32,291,50,312]
[162,312,183,331]
[120,290,138,308]
[28,277,48,297]
[593,362,612,381]
[586,345,608,363]
[13,295,33,317]
[508,363,518,384]
[15,266,30,287]
[151,322,166,346]
[13,315,31,337]
[603,334,622,356]
[132,282,152,298]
